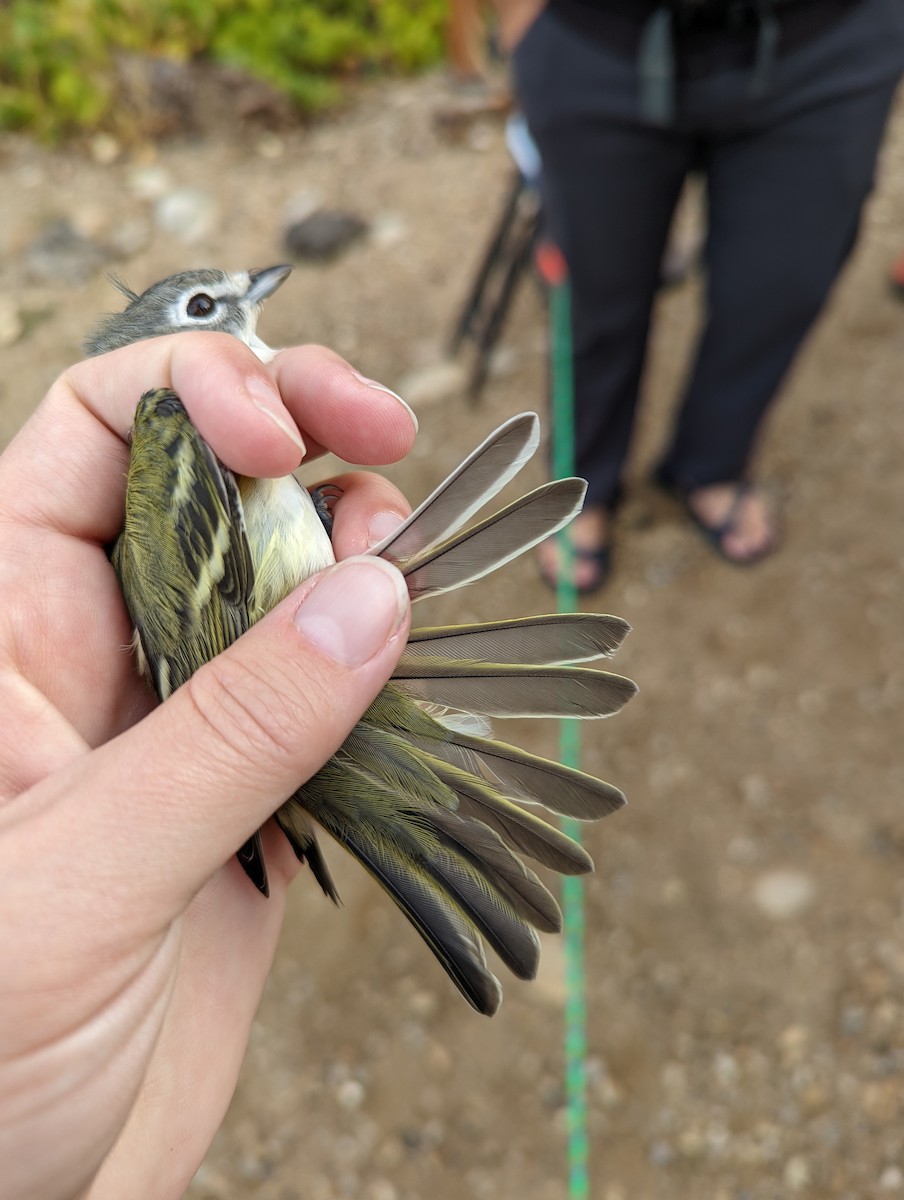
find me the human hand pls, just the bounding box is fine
[0,333,416,1200]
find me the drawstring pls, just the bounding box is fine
[638,1,783,125]
[750,1,781,95]
[638,6,675,125]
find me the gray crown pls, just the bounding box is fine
[84,264,292,357]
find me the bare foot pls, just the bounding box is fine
[686,483,776,563]
[535,506,611,592]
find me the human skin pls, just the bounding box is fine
[0,333,418,1200]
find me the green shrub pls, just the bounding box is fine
[0,0,448,140]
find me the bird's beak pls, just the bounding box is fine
[246,264,293,304]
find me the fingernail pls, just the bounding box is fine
[351,369,419,433]
[367,510,405,547]
[245,375,306,454]
[293,556,408,665]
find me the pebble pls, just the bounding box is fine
[335,1079,366,1110]
[648,1139,675,1167]
[283,210,368,261]
[394,360,467,407]
[783,1153,811,1190]
[740,772,772,807]
[107,215,152,258]
[370,212,409,247]
[25,217,111,284]
[778,1025,811,1064]
[256,133,285,159]
[154,187,218,243]
[752,869,816,920]
[0,299,23,347]
[407,989,438,1019]
[89,132,121,165]
[880,1165,904,1190]
[127,164,172,200]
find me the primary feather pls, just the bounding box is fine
[96,267,637,1015]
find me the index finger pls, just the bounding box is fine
[271,346,418,466]
[0,335,417,544]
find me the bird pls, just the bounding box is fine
[88,266,637,1015]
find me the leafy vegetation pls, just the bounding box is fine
[0,0,448,140]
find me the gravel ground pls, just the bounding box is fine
[2,65,903,1200]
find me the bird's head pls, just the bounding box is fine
[84,264,293,360]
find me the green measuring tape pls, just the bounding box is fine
[549,277,590,1200]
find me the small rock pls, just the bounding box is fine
[256,133,285,159]
[283,210,369,262]
[840,1004,866,1036]
[798,1081,831,1115]
[783,1154,811,1190]
[25,218,111,284]
[154,187,218,244]
[677,1125,706,1159]
[778,1024,810,1065]
[127,164,172,200]
[661,1061,688,1097]
[424,1039,453,1075]
[394,360,467,408]
[860,1079,900,1124]
[727,835,759,863]
[648,1139,675,1167]
[371,212,409,248]
[879,1165,904,1190]
[107,216,151,258]
[712,1051,739,1088]
[740,773,772,807]
[408,989,438,1019]
[282,188,323,226]
[0,299,23,347]
[752,869,816,920]
[89,132,121,165]
[335,1079,366,1110]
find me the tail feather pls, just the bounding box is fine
[402,613,632,667]
[413,729,626,821]
[340,724,561,932]
[370,412,540,565]
[392,660,638,719]
[401,479,587,601]
[373,683,627,820]
[428,806,563,933]
[421,756,594,875]
[299,751,547,1009]
[337,823,504,1015]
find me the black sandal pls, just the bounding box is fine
[537,540,612,594]
[654,468,777,566]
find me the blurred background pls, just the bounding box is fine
[2,3,903,1197]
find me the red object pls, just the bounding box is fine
[890,250,904,297]
[535,239,569,287]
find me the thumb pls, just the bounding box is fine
[25,555,410,921]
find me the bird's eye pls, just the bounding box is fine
[186,293,215,318]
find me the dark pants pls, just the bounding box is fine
[513,0,904,509]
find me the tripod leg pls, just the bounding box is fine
[449,172,526,355]
[467,199,542,403]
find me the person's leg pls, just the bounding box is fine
[513,11,693,584]
[658,0,904,560]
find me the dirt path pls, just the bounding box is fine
[2,68,903,1200]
